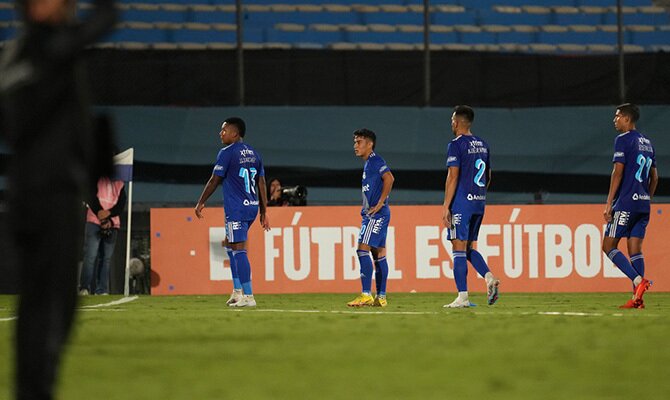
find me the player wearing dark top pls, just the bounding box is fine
[442,106,500,308]
[602,103,658,309]
[347,129,394,307]
[195,117,270,307]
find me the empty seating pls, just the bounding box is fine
[1,1,669,53]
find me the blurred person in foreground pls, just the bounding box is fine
[602,103,657,309]
[0,0,116,398]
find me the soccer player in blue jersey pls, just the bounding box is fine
[347,129,395,307]
[602,104,658,309]
[442,105,500,308]
[195,117,270,307]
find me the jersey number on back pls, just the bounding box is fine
[239,167,258,194]
[635,154,652,183]
[474,159,486,187]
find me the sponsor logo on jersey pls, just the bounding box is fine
[447,156,457,163]
[632,193,650,201]
[617,211,630,226]
[240,148,255,157]
[379,165,388,174]
[613,151,624,158]
[362,184,370,192]
[372,217,385,234]
[467,193,486,201]
[243,199,259,206]
[214,165,223,171]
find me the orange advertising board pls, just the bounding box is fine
[150,204,670,295]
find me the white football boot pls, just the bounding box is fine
[230,295,256,308]
[443,297,472,308]
[226,289,243,306]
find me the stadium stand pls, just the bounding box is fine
[0,0,669,53]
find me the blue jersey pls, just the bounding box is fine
[213,141,265,221]
[611,130,655,213]
[361,152,391,217]
[446,134,490,214]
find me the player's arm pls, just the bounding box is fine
[604,162,624,222]
[367,171,395,216]
[443,166,459,228]
[195,174,222,219]
[649,167,658,199]
[486,165,492,190]
[257,175,270,230]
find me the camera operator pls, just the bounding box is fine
[267,177,287,207]
[78,176,126,295]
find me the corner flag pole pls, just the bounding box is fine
[123,178,133,297]
[113,148,134,297]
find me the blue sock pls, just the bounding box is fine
[607,249,639,282]
[466,248,491,277]
[357,250,373,294]
[226,247,242,290]
[374,257,389,296]
[233,249,253,295]
[453,251,468,292]
[630,253,645,277]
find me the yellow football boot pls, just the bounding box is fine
[373,295,387,307]
[347,293,374,307]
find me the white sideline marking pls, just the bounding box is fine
[0,317,17,322]
[245,309,439,315]
[80,296,139,309]
[228,308,659,318]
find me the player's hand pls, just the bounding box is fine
[366,203,383,216]
[603,204,613,223]
[260,213,270,231]
[97,209,111,221]
[443,208,452,228]
[195,203,205,219]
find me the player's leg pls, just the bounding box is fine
[465,214,500,305]
[347,217,375,307]
[223,237,242,305]
[603,211,645,308]
[443,210,471,308]
[228,221,256,307]
[372,247,388,307]
[444,238,470,308]
[369,216,390,307]
[627,213,652,305]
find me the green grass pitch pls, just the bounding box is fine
[1,292,669,399]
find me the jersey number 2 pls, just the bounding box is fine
[239,167,258,194]
[474,159,486,187]
[635,154,652,183]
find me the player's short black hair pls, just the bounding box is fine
[353,128,376,150]
[224,117,246,137]
[616,103,640,123]
[453,105,475,123]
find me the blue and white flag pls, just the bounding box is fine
[113,148,134,182]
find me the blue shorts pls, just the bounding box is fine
[446,212,484,242]
[225,219,252,243]
[605,211,649,238]
[358,215,389,248]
